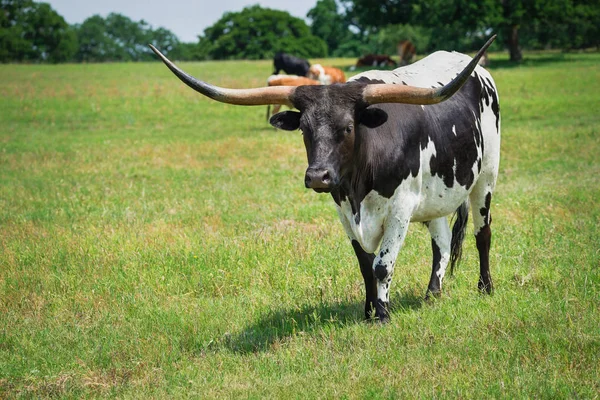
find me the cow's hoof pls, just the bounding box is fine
[425,290,442,301]
[375,300,390,324]
[478,279,494,294]
[377,314,391,324]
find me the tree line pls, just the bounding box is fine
[1,0,598,64]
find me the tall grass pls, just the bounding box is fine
[1,53,599,398]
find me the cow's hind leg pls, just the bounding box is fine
[469,183,495,294]
[351,240,377,320]
[425,217,452,298]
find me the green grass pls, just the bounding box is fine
[1,52,599,398]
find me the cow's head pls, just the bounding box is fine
[269,83,388,192]
[149,36,495,193]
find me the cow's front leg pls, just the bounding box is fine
[334,202,378,321]
[373,215,411,323]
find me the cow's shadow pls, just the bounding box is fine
[224,292,424,354]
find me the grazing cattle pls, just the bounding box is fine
[397,40,416,66]
[307,64,347,85]
[273,52,311,77]
[266,74,321,120]
[149,35,500,323]
[478,52,490,67]
[356,54,397,69]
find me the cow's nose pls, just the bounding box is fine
[305,168,332,189]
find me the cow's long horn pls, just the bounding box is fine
[149,45,294,107]
[362,35,496,105]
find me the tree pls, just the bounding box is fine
[340,0,500,53]
[74,15,114,62]
[410,0,500,52]
[201,5,327,60]
[166,42,203,61]
[500,0,600,53]
[566,0,600,49]
[340,0,597,60]
[0,0,77,63]
[75,13,181,62]
[307,0,349,55]
[340,0,413,31]
[147,27,180,60]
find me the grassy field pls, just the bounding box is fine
[1,51,599,398]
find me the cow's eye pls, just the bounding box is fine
[345,124,354,134]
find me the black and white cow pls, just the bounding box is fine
[149,36,500,323]
[273,52,311,77]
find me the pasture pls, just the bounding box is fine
[1,52,599,398]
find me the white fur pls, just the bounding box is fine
[309,64,332,85]
[350,50,495,89]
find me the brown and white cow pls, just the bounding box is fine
[265,74,320,119]
[397,40,417,66]
[307,64,346,85]
[355,54,397,68]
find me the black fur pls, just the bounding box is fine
[273,52,310,77]
[450,201,469,275]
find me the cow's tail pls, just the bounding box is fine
[450,200,469,275]
[266,105,271,121]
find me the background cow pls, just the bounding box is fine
[355,54,397,69]
[265,74,320,119]
[150,36,498,323]
[397,40,416,66]
[478,52,490,67]
[307,64,346,85]
[273,52,311,77]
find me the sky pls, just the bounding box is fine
[44,0,318,43]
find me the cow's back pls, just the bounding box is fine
[352,51,491,85]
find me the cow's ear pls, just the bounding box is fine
[270,111,301,131]
[359,108,388,128]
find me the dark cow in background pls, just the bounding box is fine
[150,35,500,323]
[355,54,397,69]
[273,52,311,77]
[397,40,416,66]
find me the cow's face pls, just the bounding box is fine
[270,85,388,193]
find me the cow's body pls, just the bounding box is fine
[150,36,500,323]
[349,52,500,309]
[287,51,500,319]
[273,52,311,76]
[308,64,346,85]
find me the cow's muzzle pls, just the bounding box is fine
[305,167,336,192]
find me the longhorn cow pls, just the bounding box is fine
[149,36,500,322]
